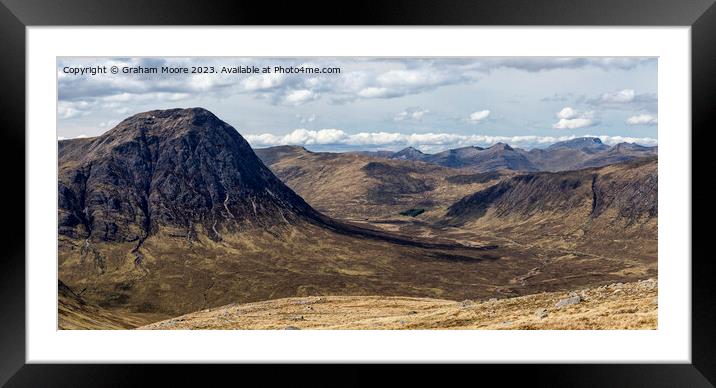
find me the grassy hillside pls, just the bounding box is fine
[140,279,657,330]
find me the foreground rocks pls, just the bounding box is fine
[555,293,582,308]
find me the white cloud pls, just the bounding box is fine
[377,69,460,89]
[394,108,429,121]
[57,106,87,119]
[241,74,285,91]
[553,118,594,129]
[102,92,191,103]
[410,110,428,120]
[467,110,490,123]
[583,89,657,113]
[58,134,89,141]
[98,119,120,130]
[590,134,658,146]
[601,89,636,103]
[482,58,654,72]
[56,57,657,142]
[58,100,92,119]
[246,133,282,146]
[556,107,578,119]
[256,128,348,146]
[357,87,391,98]
[282,89,318,105]
[57,57,658,122]
[626,114,658,125]
[59,92,192,121]
[297,113,317,124]
[246,129,657,151]
[553,107,596,129]
[347,132,407,146]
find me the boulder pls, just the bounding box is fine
[555,294,582,308]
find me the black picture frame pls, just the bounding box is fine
[1,0,714,386]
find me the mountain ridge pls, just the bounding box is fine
[317,137,656,172]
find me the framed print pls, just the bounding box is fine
[1,0,715,386]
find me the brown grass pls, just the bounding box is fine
[59,289,169,330]
[139,279,657,330]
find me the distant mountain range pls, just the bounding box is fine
[351,137,656,172]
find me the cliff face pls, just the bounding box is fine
[58,108,318,242]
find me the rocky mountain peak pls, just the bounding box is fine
[547,137,607,151]
[488,142,513,151]
[58,108,319,242]
[390,146,427,160]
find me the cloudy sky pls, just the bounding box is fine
[57,57,658,152]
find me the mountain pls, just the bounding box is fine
[546,137,610,153]
[251,144,311,166]
[445,142,537,172]
[58,108,319,245]
[574,142,658,169]
[443,157,658,261]
[254,145,507,219]
[390,146,428,161]
[519,146,592,172]
[385,144,538,172]
[519,138,657,171]
[423,146,485,168]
